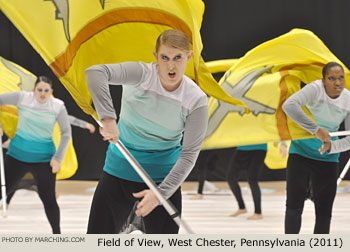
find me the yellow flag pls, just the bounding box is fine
[205,59,238,74]
[202,29,350,150]
[0,0,248,118]
[0,56,77,180]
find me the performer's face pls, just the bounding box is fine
[323,66,345,98]
[153,44,193,91]
[34,81,53,103]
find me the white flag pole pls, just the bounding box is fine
[338,158,350,186]
[330,131,350,137]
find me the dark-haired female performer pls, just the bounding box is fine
[0,76,71,234]
[282,62,350,234]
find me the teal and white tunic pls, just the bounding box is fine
[282,80,350,162]
[0,91,71,163]
[86,62,208,198]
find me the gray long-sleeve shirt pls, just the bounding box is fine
[86,61,208,198]
[282,80,350,155]
[68,115,89,129]
[0,91,71,162]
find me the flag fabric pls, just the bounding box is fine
[206,59,290,169]
[264,141,290,169]
[0,0,248,119]
[0,56,78,180]
[202,28,350,150]
[205,59,238,75]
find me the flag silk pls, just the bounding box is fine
[205,59,290,169]
[202,28,350,150]
[205,59,238,75]
[0,0,248,119]
[0,56,77,180]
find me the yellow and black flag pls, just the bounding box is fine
[0,0,248,119]
[0,56,78,180]
[202,29,350,150]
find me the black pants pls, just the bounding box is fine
[227,149,266,214]
[285,154,338,234]
[195,150,217,194]
[6,178,37,204]
[0,155,60,234]
[87,172,182,234]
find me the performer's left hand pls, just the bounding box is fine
[50,158,61,174]
[319,141,331,155]
[86,123,96,134]
[133,189,160,217]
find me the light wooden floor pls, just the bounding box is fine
[1,180,350,234]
